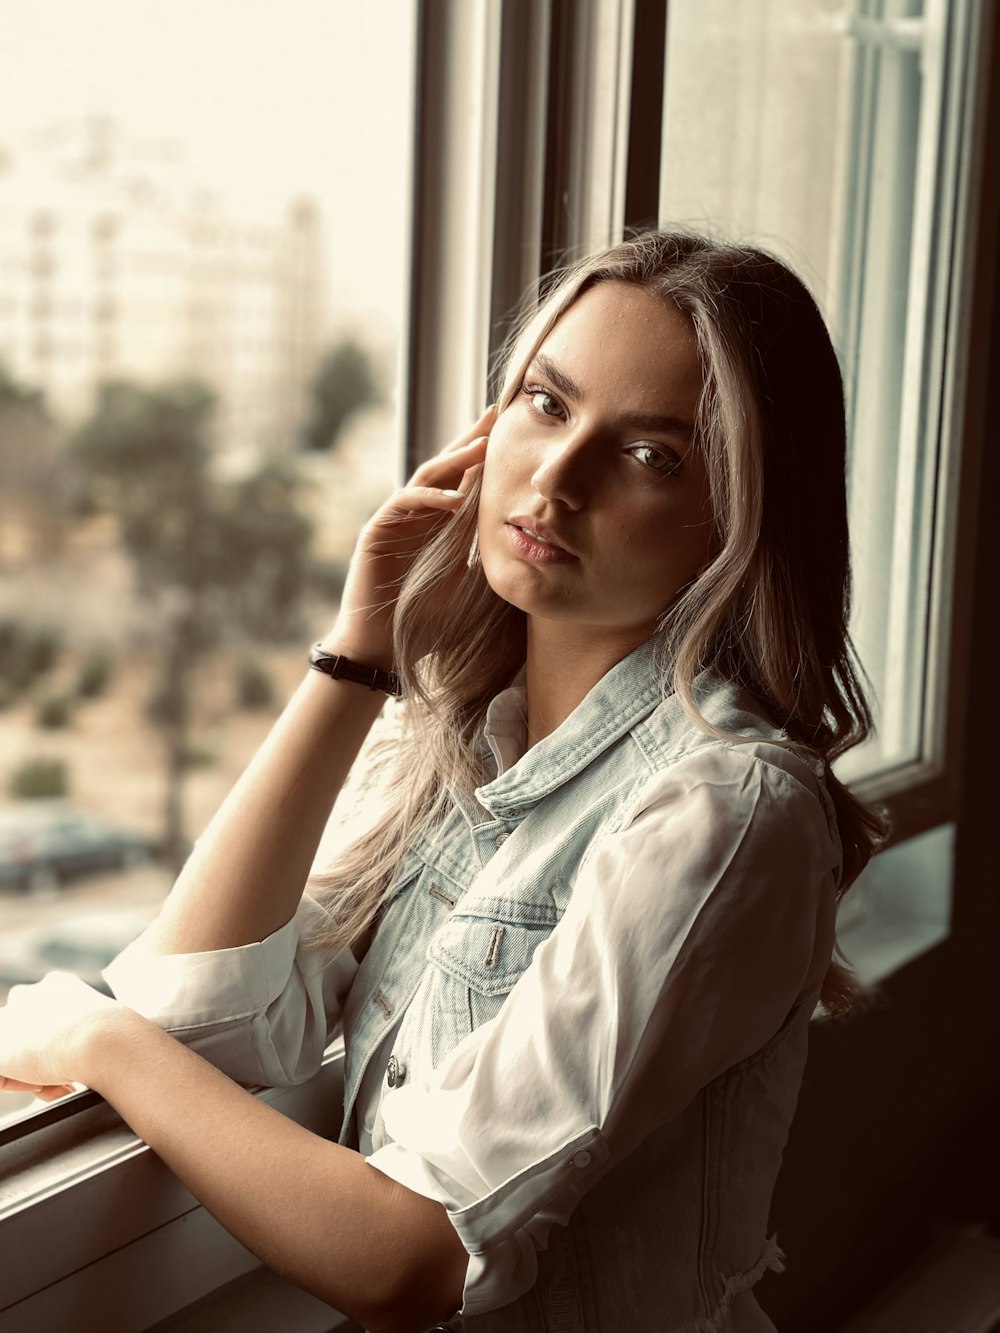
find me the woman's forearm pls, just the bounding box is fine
[135,418,494,958]
[81,1012,465,1333]
[141,662,387,955]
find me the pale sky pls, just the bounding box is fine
[0,0,415,338]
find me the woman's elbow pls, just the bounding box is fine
[367,1291,462,1333]
[371,1194,468,1333]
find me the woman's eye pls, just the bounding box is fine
[630,443,681,475]
[523,385,563,418]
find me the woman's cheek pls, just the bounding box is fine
[477,438,515,516]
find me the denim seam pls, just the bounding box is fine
[713,742,826,801]
[457,896,562,927]
[428,921,544,995]
[599,737,831,849]
[423,848,474,888]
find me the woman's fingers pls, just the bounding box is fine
[365,436,486,547]
[0,1075,34,1092]
[410,435,488,489]
[378,482,472,522]
[0,1073,72,1096]
[439,404,496,455]
[383,405,494,498]
[327,411,492,659]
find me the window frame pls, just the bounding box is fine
[1,0,997,1326]
[838,0,990,846]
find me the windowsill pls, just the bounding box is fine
[829,822,954,989]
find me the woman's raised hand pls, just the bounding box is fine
[324,406,495,667]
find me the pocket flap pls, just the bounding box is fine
[427,900,561,997]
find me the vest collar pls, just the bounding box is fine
[474,635,670,818]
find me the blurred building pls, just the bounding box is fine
[0,117,327,462]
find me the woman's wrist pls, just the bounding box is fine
[70,1005,157,1095]
[315,645,395,673]
[316,624,395,673]
[308,645,401,697]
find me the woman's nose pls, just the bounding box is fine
[529,436,591,509]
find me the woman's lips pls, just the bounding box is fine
[505,522,578,564]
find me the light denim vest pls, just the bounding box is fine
[335,637,838,1332]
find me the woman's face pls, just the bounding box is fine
[478,281,716,647]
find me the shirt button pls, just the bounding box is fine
[386,1055,405,1088]
[571,1149,592,1168]
[495,831,510,847]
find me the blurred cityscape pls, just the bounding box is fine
[0,0,413,1136]
[0,104,407,1130]
[0,117,327,468]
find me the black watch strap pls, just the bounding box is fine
[309,644,402,697]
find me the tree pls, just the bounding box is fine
[0,363,46,413]
[300,339,381,452]
[0,363,68,561]
[71,380,313,868]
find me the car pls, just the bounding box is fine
[0,904,160,995]
[0,802,156,894]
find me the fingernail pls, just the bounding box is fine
[441,489,463,498]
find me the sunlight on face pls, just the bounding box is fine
[478,281,715,652]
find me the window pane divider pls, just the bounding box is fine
[837,13,926,54]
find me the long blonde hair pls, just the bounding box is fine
[304,229,888,1019]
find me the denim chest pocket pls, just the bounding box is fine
[424,898,562,1066]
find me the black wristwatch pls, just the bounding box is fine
[308,643,402,697]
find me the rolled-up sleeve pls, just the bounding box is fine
[101,892,358,1088]
[364,744,842,1317]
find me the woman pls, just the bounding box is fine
[0,231,885,1332]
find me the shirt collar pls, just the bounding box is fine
[481,667,528,778]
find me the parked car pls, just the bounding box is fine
[0,905,159,995]
[0,803,156,894]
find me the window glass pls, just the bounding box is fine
[0,0,415,1129]
[659,0,966,782]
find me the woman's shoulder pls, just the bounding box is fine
[637,670,813,765]
[623,677,843,879]
[629,671,833,823]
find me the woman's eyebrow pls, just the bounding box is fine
[530,354,582,405]
[528,353,696,439]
